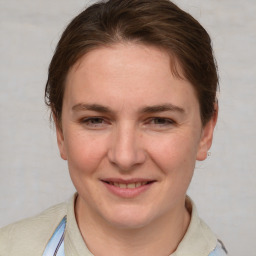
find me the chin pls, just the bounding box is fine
[102,206,156,230]
[107,217,151,230]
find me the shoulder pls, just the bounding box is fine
[0,201,67,256]
[196,213,228,255]
[209,240,228,256]
[173,196,228,256]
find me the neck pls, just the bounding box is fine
[75,196,190,256]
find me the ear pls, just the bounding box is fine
[54,115,67,161]
[196,104,218,161]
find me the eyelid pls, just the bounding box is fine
[144,117,176,127]
[79,116,176,128]
[80,116,111,128]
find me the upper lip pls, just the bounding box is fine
[100,178,156,184]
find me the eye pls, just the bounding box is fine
[151,118,173,125]
[81,117,109,128]
[146,117,176,128]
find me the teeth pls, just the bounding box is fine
[111,182,148,188]
[135,182,141,188]
[119,183,126,188]
[127,183,136,189]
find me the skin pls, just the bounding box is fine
[56,43,217,256]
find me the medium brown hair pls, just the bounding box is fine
[45,0,218,127]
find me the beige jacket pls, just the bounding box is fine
[0,194,226,256]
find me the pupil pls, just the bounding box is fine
[155,118,165,124]
[92,118,102,123]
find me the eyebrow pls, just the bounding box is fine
[72,103,184,114]
[139,104,185,114]
[72,103,113,113]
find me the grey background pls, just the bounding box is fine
[0,0,255,255]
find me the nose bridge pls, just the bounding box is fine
[108,121,145,170]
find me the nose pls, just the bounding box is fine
[107,123,146,171]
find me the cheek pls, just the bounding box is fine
[64,131,108,176]
[146,132,198,181]
[149,132,198,161]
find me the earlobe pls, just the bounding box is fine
[196,105,218,161]
[54,118,67,161]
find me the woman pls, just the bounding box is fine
[0,0,227,255]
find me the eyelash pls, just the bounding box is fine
[146,117,176,127]
[80,117,176,129]
[80,117,108,127]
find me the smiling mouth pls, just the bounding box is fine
[102,181,155,189]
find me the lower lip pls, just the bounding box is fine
[102,182,154,198]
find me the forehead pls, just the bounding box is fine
[64,43,199,113]
[72,43,184,80]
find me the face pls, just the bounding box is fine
[57,43,216,229]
